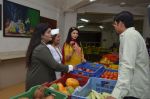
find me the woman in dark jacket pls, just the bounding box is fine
[26,23,73,91]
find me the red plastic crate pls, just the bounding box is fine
[44,73,88,87]
[43,73,89,99]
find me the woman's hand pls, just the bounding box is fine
[82,58,86,63]
[70,41,75,46]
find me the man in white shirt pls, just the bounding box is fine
[107,11,150,99]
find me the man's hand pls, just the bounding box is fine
[106,96,116,99]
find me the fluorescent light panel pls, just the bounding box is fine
[80,18,89,22]
[120,2,126,6]
[89,0,96,2]
[99,25,104,29]
[78,25,84,28]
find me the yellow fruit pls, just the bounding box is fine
[110,64,118,70]
[66,78,79,88]
[57,83,65,91]
[60,89,69,95]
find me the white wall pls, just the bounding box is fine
[0,0,60,53]
[62,12,77,44]
[0,0,29,53]
[57,10,66,48]
[0,0,61,88]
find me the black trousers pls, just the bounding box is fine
[123,96,139,99]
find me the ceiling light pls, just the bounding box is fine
[89,0,96,2]
[80,18,89,22]
[99,25,104,29]
[78,25,84,29]
[120,2,126,6]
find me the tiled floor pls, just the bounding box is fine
[0,82,25,99]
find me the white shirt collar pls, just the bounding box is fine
[120,27,135,37]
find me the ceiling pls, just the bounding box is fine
[75,0,149,31]
[77,12,144,33]
[96,0,150,7]
[77,13,114,25]
[77,12,144,25]
[43,0,149,31]
[43,0,150,11]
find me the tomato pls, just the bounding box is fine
[112,77,117,80]
[100,74,104,78]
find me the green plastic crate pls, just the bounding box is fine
[10,85,67,99]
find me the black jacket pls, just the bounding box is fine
[25,43,68,91]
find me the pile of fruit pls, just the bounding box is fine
[100,54,119,65]
[77,67,93,73]
[100,70,118,80]
[33,86,55,99]
[103,54,119,63]
[87,90,111,99]
[18,86,55,99]
[100,57,113,65]
[108,64,118,70]
[72,63,104,76]
[49,78,79,95]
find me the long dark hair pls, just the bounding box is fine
[26,23,50,67]
[65,27,80,46]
